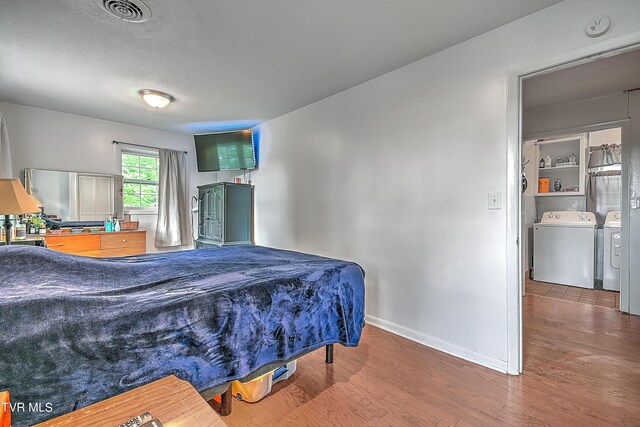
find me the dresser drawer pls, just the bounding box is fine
[77,250,103,257]
[101,232,146,249]
[99,247,146,257]
[45,235,101,254]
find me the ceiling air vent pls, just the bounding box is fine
[97,0,151,23]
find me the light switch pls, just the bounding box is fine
[488,192,501,210]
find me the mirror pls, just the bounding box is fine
[24,168,123,222]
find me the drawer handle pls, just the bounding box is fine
[48,244,64,247]
[122,239,127,242]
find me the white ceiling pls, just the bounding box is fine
[0,0,562,134]
[523,48,640,110]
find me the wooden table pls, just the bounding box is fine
[34,376,227,427]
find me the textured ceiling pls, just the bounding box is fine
[0,0,561,134]
[523,48,640,110]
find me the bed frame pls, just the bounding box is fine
[206,344,334,416]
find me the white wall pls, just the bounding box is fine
[249,0,640,371]
[590,127,622,146]
[0,101,208,253]
[524,92,628,137]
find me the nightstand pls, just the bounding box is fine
[34,376,227,427]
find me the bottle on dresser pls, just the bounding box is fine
[28,218,36,235]
[15,219,27,240]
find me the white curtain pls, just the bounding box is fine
[24,168,32,194]
[586,170,622,227]
[0,113,13,178]
[155,149,192,247]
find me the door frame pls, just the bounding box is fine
[505,33,640,375]
[620,118,632,314]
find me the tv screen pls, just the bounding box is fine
[194,130,256,172]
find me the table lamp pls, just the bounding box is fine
[0,178,41,245]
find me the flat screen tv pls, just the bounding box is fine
[194,130,256,172]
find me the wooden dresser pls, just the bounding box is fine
[43,230,146,257]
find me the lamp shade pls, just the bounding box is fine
[0,179,41,214]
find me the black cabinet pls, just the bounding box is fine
[196,182,253,247]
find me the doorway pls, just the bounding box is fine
[521,126,624,305]
[516,47,640,373]
[522,126,624,307]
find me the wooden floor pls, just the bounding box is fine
[526,279,619,308]
[225,296,640,426]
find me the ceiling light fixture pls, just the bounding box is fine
[139,89,175,109]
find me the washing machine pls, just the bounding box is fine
[533,211,596,288]
[603,211,621,291]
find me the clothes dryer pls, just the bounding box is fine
[603,211,621,291]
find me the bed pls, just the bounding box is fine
[0,245,365,425]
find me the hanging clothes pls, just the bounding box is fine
[588,144,621,168]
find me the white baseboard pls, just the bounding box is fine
[364,314,508,373]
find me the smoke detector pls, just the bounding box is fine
[96,0,151,23]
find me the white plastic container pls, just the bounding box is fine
[231,372,273,403]
[232,360,297,403]
[272,360,297,384]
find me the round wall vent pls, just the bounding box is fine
[96,0,151,23]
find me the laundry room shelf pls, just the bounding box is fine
[531,134,587,197]
[538,164,579,170]
[535,191,582,197]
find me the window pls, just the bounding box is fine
[121,151,159,208]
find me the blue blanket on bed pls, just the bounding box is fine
[0,245,365,425]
